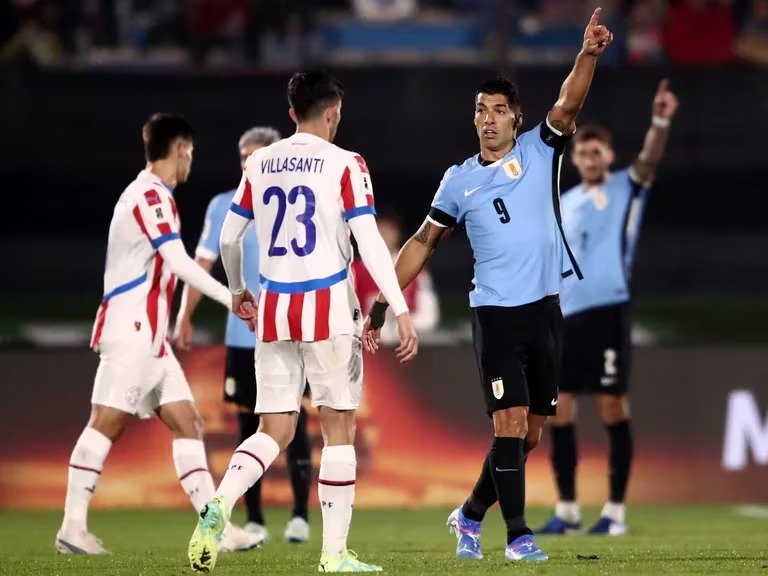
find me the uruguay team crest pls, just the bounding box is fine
[503,157,523,180]
[491,377,505,399]
[590,187,609,210]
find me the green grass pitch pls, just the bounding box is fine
[2,506,767,575]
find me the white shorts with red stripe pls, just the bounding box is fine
[254,335,363,413]
[91,336,193,417]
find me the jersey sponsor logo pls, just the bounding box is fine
[464,185,482,197]
[491,377,504,399]
[144,189,162,206]
[134,321,141,331]
[503,157,523,180]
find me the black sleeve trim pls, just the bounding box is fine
[428,207,457,228]
[540,121,571,152]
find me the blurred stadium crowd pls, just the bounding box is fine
[2,0,768,68]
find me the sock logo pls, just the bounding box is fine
[491,378,504,399]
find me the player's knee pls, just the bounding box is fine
[598,395,629,424]
[492,406,529,438]
[88,405,128,442]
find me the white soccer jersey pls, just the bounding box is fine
[227,132,378,342]
[91,169,182,356]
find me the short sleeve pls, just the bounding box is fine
[427,166,459,228]
[133,188,181,249]
[340,153,376,221]
[229,172,255,220]
[195,195,225,261]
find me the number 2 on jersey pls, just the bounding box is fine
[263,185,317,257]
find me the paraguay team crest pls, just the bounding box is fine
[491,377,505,399]
[503,157,523,180]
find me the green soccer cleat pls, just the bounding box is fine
[318,550,383,572]
[188,497,229,573]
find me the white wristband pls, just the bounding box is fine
[652,115,670,128]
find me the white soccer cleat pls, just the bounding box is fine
[243,522,271,544]
[55,527,109,555]
[284,516,310,543]
[220,523,265,552]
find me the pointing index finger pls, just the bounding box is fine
[588,7,602,27]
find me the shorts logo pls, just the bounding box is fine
[491,377,504,399]
[225,377,236,397]
[155,207,164,219]
[126,386,141,407]
[503,158,523,180]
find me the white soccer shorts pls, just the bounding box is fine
[254,335,363,413]
[91,339,194,418]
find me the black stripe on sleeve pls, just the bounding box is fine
[540,121,571,152]
[551,153,583,281]
[428,207,457,228]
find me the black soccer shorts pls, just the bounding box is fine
[560,302,631,396]
[224,346,257,409]
[471,295,562,416]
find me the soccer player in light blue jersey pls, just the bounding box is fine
[538,80,679,536]
[174,126,313,546]
[364,8,614,562]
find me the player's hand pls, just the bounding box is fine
[173,315,194,350]
[233,288,258,332]
[652,78,679,120]
[583,8,613,57]
[362,316,382,354]
[394,313,418,363]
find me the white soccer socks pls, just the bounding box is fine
[555,500,582,523]
[173,439,216,512]
[63,427,112,534]
[318,445,357,555]
[601,501,626,524]
[216,432,280,515]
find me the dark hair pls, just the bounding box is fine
[574,124,613,146]
[142,113,196,162]
[288,70,345,121]
[476,77,521,110]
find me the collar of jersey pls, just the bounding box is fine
[140,169,175,195]
[475,144,518,169]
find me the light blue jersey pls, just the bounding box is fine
[559,168,650,317]
[196,190,259,349]
[428,122,581,308]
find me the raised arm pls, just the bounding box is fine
[548,7,614,135]
[631,79,679,185]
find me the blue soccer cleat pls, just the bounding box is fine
[447,506,483,560]
[504,534,549,561]
[536,515,582,535]
[588,517,627,535]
